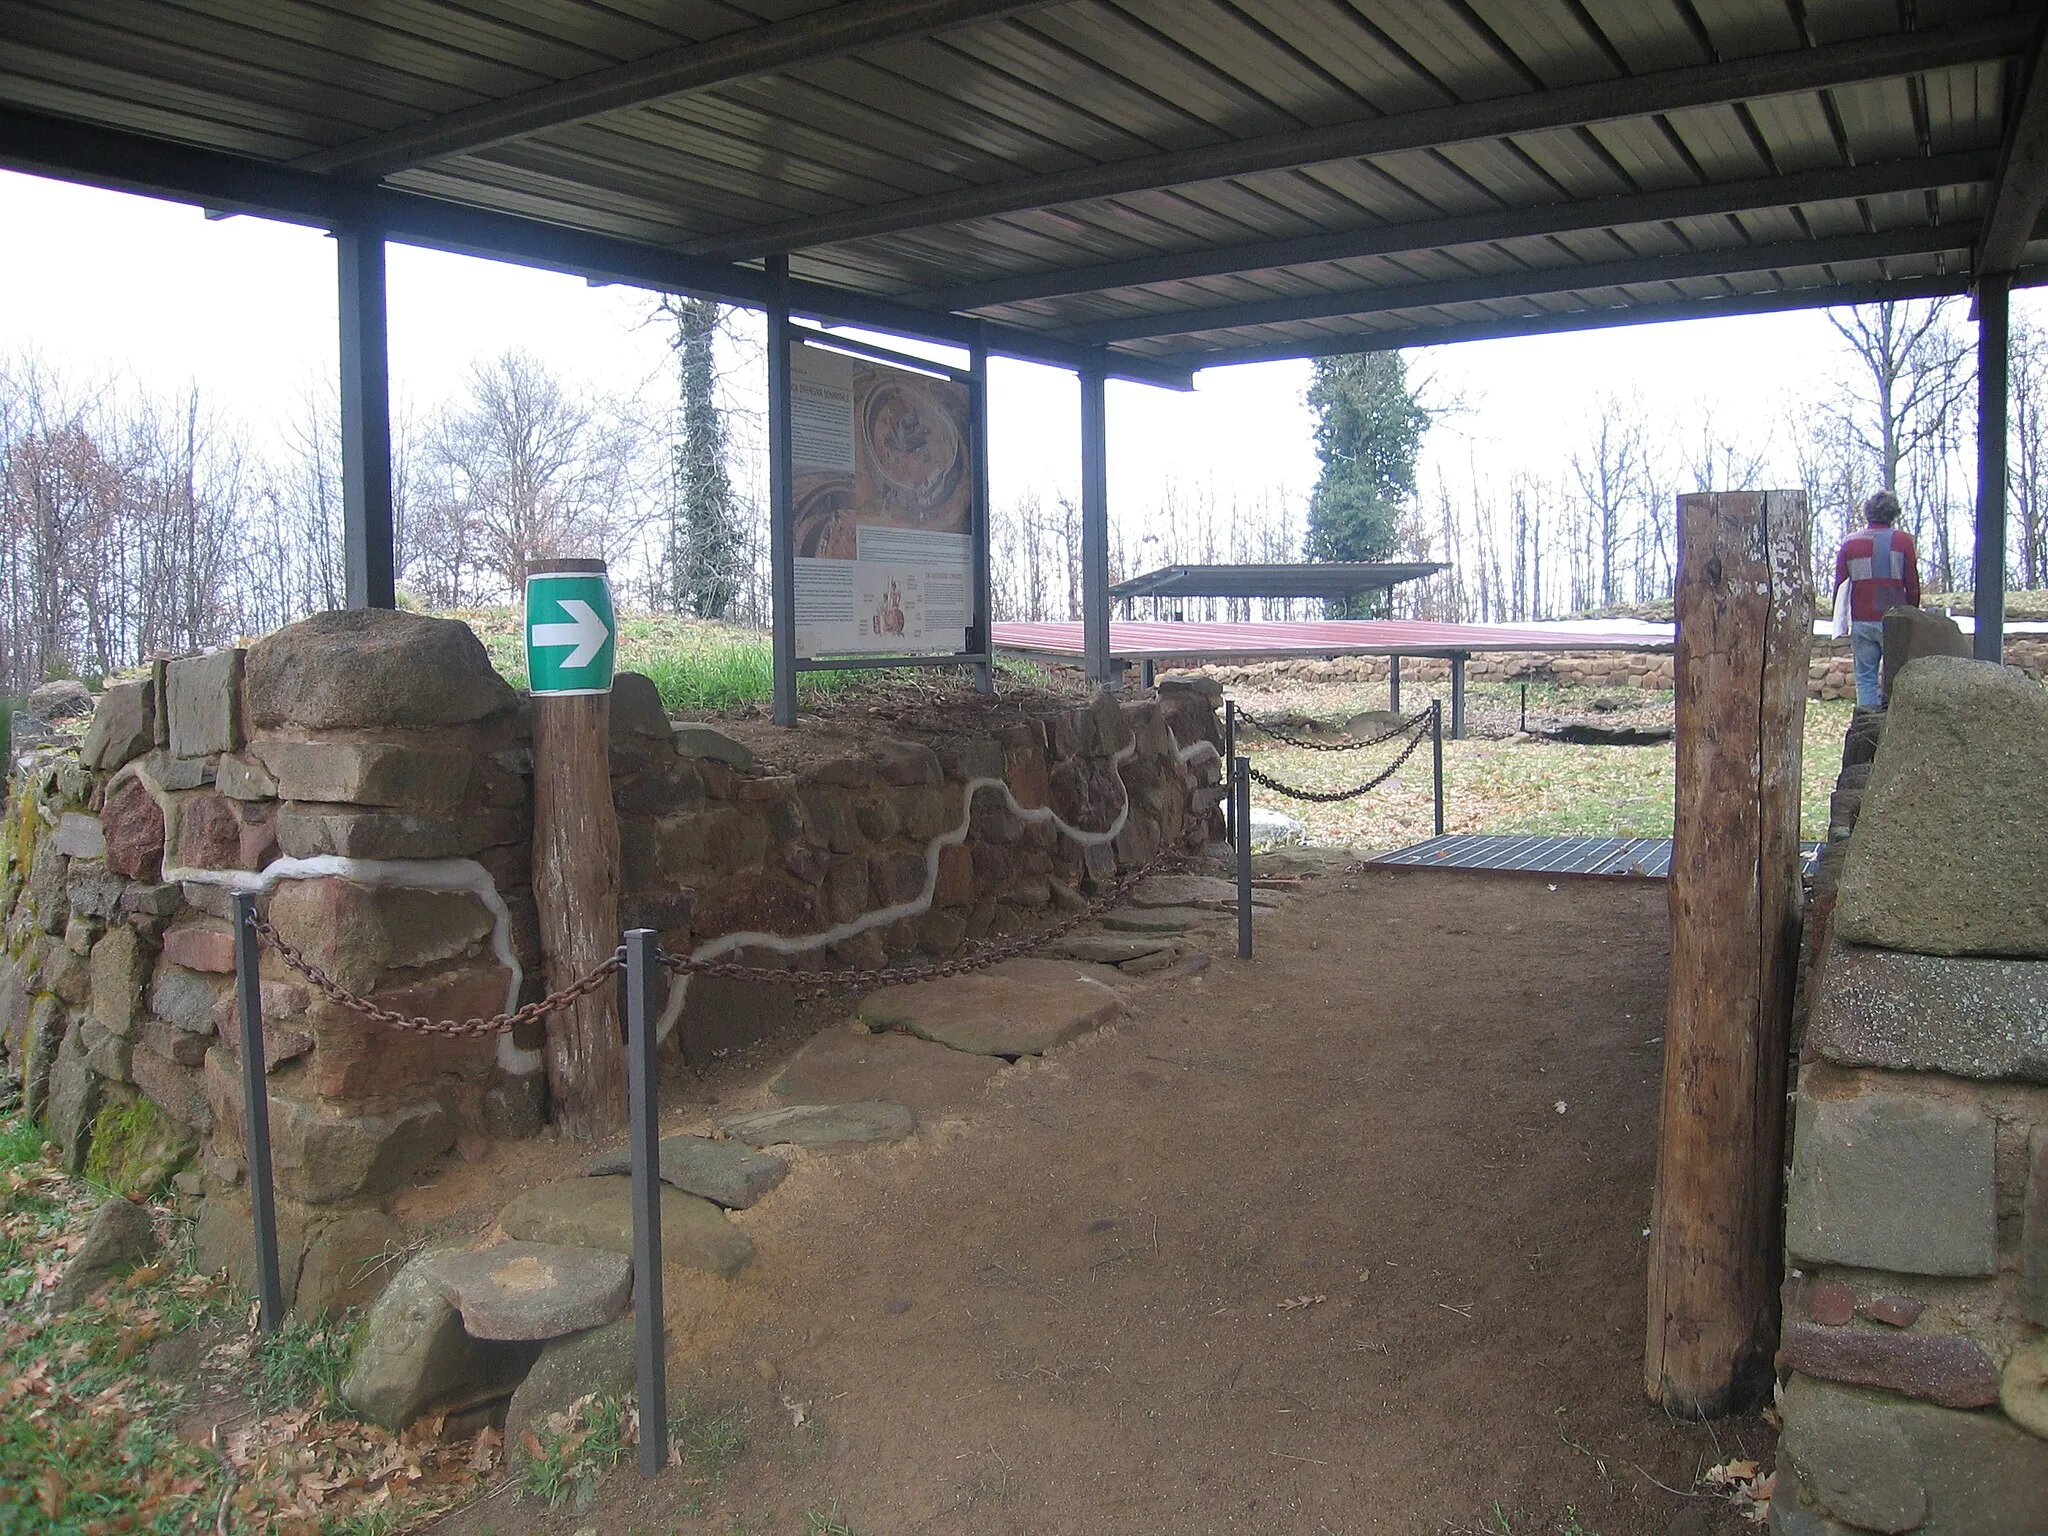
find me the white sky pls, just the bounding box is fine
[2,165,2029,545]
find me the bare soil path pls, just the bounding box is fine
[441,869,1772,1536]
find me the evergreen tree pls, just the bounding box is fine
[1303,352,1429,616]
[661,296,741,618]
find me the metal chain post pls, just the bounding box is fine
[623,928,666,1479]
[1222,698,1236,847]
[1234,755,1252,960]
[1432,700,1446,837]
[231,891,285,1335]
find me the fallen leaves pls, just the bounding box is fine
[1276,1295,1326,1310]
[1703,1458,1776,1523]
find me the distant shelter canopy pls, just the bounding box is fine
[1112,563,1446,604]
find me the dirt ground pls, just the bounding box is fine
[435,868,1773,1536]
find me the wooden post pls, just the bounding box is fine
[1646,490,1811,1417]
[530,557,625,1139]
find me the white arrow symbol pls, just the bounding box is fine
[532,598,610,668]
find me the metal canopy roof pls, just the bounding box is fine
[5,0,2048,386]
[1111,561,1445,599]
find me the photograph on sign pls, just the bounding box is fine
[789,343,974,659]
[524,569,617,696]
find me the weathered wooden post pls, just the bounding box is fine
[1646,490,1810,1417]
[526,557,625,1139]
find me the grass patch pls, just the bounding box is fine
[0,1117,45,1171]
[802,1503,858,1535]
[248,1311,360,1411]
[519,1392,637,1511]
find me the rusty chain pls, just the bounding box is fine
[1238,705,1432,753]
[1243,718,1432,803]
[250,847,1178,1033]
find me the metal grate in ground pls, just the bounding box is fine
[1367,834,1822,879]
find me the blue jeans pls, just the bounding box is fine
[1851,620,1885,708]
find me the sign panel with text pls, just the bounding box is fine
[788,343,975,658]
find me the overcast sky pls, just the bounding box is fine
[4,165,2035,543]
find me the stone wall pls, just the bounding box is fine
[0,610,1223,1315]
[1771,657,2048,1533]
[1176,632,2048,702]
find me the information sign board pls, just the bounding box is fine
[525,569,617,696]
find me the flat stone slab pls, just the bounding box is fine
[857,958,1123,1056]
[586,1135,789,1209]
[498,1177,754,1277]
[1128,874,1281,910]
[427,1242,631,1342]
[720,1101,915,1153]
[1045,934,1177,965]
[1810,945,2048,1083]
[770,1028,1005,1115]
[1100,905,1216,934]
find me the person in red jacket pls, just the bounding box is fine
[1833,489,1922,708]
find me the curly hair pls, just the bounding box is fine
[1863,489,1902,525]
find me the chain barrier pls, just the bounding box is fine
[1238,705,1433,752]
[1242,716,1432,803]
[250,850,1176,1031]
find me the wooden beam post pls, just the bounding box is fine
[529,557,625,1139]
[1647,490,1811,1417]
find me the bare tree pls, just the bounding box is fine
[1569,394,1652,608]
[2010,316,2048,590]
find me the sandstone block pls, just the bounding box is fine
[720,1100,915,1154]
[151,961,226,1035]
[276,804,466,860]
[1836,658,2048,956]
[53,812,104,859]
[162,921,235,975]
[130,1040,211,1131]
[1778,1321,1998,1409]
[26,841,66,934]
[265,879,494,994]
[2002,1337,2048,1439]
[90,925,147,1034]
[66,860,127,921]
[101,778,165,880]
[867,848,926,906]
[769,1027,1003,1116]
[858,957,1122,1058]
[174,791,275,871]
[934,843,973,908]
[586,1134,788,1209]
[608,671,671,739]
[1785,1087,1996,1276]
[203,1049,454,1203]
[46,1023,99,1173]
[342,1247,539,1430]
[47,1197,156,1311]
[294,1204,407,1318]
[672,723,754,770]
[80,1017,132,1081]
[874,738,942,786]
[2026,1129,2048,1327]
[146,750,213,790]
[254,740,472,812]
[214,753,277,800]
[1808,945,2048,1082]
[306,966,503,1100]
[80,678,154,771]
[166,648,244,758]
[428,1242,631,1341]
[1881,608,1972,703]
[674,974,793,1067]
[498,1177,753,1277]
[505,1318,636,1448]
[246,609,517,732]
[690,876,819,940]
[659,805,771,883]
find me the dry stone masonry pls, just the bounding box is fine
[1772,656,2048,1534]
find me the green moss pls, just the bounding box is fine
[82,1092,192,1198]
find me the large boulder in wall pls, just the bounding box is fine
[244,609,517,732]
[1880,606,1971,703]
[1835,657,2048,957]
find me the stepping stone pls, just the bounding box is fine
[770,1028,1004,1115]
[498,1177,754,1278]
[1101,905,1214,934]
[1045,934,1177,965]
[1129,873,1280,909]
[427,1241,631,1342]
[856,959,1123,1057]
[720,1101,915,1153]
[586,1135,788,1210]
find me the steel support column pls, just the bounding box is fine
[1079,366,1111,684]
[767,256,798,726]
[970,326,995,695]
[1976,277,2011,663]
[337,230,395,610]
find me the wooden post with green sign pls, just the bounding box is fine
[526,557,625,1137]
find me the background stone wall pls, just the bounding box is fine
[1772,657,2048,1533]
[0,612,1223,1315]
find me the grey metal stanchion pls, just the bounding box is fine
[1222,699,1237,848]
[1431,700,1446,838]
[231,891,284,1334]
[625,928,668,1478]
[1234,756,1253,960]
[1388,654,1401,713]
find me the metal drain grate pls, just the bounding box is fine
[1367,834,1822,879]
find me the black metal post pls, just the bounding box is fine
[1975,275,2010,664]
[970,325,995,695]
[767,255,798,727]
[1079,364,1112,684]
[1388,654,1401,713]
[1222,699,1237,848]
[1234,756,1253,960]
[1519,682,1528,734]
[625,927,667,1478]
[1431,700,1445,838]
[1450,653,1468,740]
[231,891,284,1333]
[337,230,396,611]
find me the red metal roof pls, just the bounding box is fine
[992,619,1673,661]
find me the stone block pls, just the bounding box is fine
[162,921,235,975]
[47,1197,156,1311]
[505,1317,636,1448]
[498,1177,754,1277]
[253,740,473,812]
[53,812,104,859]
[1808,945,2048,1082]
[130,1041,211,1131]
[146,750,213,790]
[80,1017,132,1081]
[214,753,276,800]
[275,804,465,860]
[721,1100,914,1154]
[672,723,754,770]
[769,1027,1003,1117]
[245,609,517,732]
[16,997,61,1119]
[874,737,942,786]
[44,943,89,1006]
[342,1247,539,1430]
[935,843,974,907]
[1778,1321,1998,1409]
[90,924,147,1034]
[658,805,772,882]
[796,788,862,855]
[305,966,503,1100]
[101,777,165,880]
[1881,608,1973,703]
[690,876,819,940]
[2002,1337,2048,1438]
[1785,1086,1996,1276]
[1779,1374,2048,1533]
[479,1070,547,1140]
[265,879,495,994]
[426,1242,632,1340]
[166,648,244,758]
[674,974,793,1067]
[586,1134,788,1209]
[80,678,154,771]
[173,791,275,872]
[1836,658,2048,957]
[65,860,127,921]
[27,841,66,934]
[46,1023,99,1173]
[2027,1128,2048,1327]
[867,848,927,906]
[294,1204,407,1319]
[608,671,671,739]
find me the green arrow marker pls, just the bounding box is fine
[525,569,617,696]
